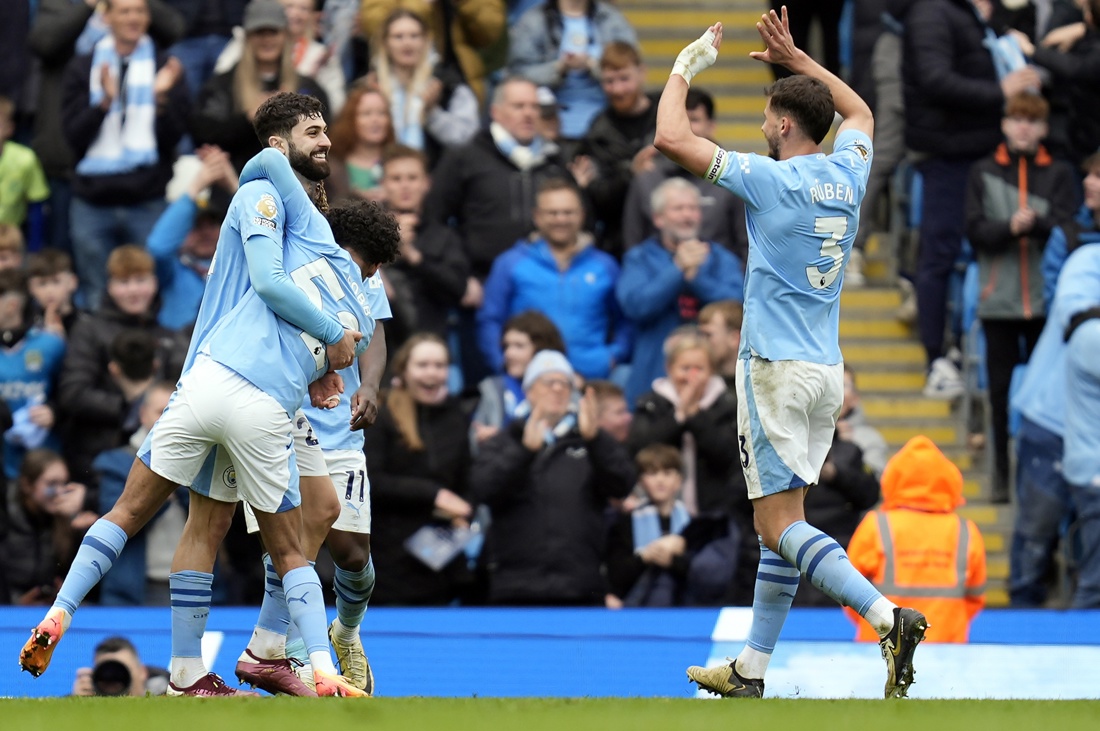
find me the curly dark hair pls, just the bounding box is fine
[253,92,326,146]
[325,200,401,267]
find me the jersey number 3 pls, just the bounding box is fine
[806,216,847,290]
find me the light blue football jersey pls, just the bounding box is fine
[705,129,872,365]
[305,270,393,452]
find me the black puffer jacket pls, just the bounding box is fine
[471,420,635,605]
[1032,30,1100,167]
[894,0,1004,158]
[366,395,473,606]
[424,128,574,279]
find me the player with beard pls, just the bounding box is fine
[655,10,928,699]
[18,93,367,696]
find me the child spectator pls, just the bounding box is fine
[587,379,631,444]
[965,91,1078,503]
[0,270,66,481]
[26,250,81,340]
[845,436,986,643]
[606,443,692,607]
[0,95,49,252]
[0,224,25,272]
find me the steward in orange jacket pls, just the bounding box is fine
[845,436,986,642]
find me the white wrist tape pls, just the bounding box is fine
[671,29,719,86]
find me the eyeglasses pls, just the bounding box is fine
[537,376,573,390]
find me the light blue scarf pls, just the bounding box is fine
[76,34,159,176]
[631,500,691,552]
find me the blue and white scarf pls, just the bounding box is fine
[490,122,550,171]
[76,34,159,176]
[631,500,691,552]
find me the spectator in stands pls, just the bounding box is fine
[473,350,635,605]
[0,2,34,137]
[359,0,506,106]
[62,0,190,309]
[425,76,574,385]
[3,449,95,604]
[588,379,631,444]
[768,0,844,79]
[536,86,562,144]
[367,334,474,605]
[606,443,692,607]
[797,370,884,607]
[163,0,246,100]
[30,0,183,255]
[367,8,480,166]
[895,0,1041,399]
[146,144,236,331]
[383,145,469,340]
[326,83,395,203]
[26,250,82,339]
[697,300,742,393]
[845,436,986,642]
[190,0,329,175]
[215,0,346,114]
[470,310,566,446]
[56,245,179,490]
[71,635,169,696]
[617,178,744,405]
[0,96,49,252]
[572,41,656,257]
[0,271,66,481]
[507,0,637,151]
[965,92,1078,503]
[621,89,748,262]
[1010,0,1100,168]
[0,225,25,272]
[478,178,630,381]
[94,379,184,606]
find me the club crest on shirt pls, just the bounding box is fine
[24,350,43,373]
[852,143,870,162]
[255,193,279,219]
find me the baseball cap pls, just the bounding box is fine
[243,0,288,33]
[522,350,575,391]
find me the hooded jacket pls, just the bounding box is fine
[845,436,987,642]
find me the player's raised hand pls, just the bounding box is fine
[327,329,362,371]
[749,6,802,69]
[671,23,723,85]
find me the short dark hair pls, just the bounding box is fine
[26,250,74,279]
[502,310,566,354]
[636,443,682,474]
[324,200,401,267]
[686,88,715,121]
[95,636,138,657]
[536,177,582,204]
[0,269,27,298]
[0,95,13,124]
[109,329,159,381]
[585,379,625,405]
[1082,149,1100,174]
[253,92,326,146]
[382,144,429,173]
[765,76,834,145]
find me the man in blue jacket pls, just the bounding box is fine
[478,178,631,381]
[617,177,743,404]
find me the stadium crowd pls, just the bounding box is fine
[0,0,1097,620]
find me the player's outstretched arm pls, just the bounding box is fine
[654,23,724,178]
[750,6,873,139]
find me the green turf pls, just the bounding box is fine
[2,697,1099,731]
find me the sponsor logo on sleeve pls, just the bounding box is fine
[251,193,279,230]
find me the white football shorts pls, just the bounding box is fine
[245,449,371,534]
[735,356,844,500]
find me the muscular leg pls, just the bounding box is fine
[300,474,341,560]
[325,530,376,693]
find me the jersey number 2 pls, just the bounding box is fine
[291,259,360,371]
[806,216,847,290]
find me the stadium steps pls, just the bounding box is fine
[841,287,1012,607]
[620,0,772,155]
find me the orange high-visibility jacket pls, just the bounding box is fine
[845,436,986,643]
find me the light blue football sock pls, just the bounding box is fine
[746,540,801,655]
[170,571,213,658]
[284,633,309,664]
[255,553,290,634]
[333,557,375,632]
[53,519,128,615]
[778,520,882,615]
[282,566,330,655]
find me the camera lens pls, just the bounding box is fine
[91,659,132,696]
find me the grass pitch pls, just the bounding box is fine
[2,697,1098,731]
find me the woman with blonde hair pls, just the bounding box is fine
[191,0,330,173]
[325,83,396,202]
[369,8,480,165]
[365,333,474,604]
